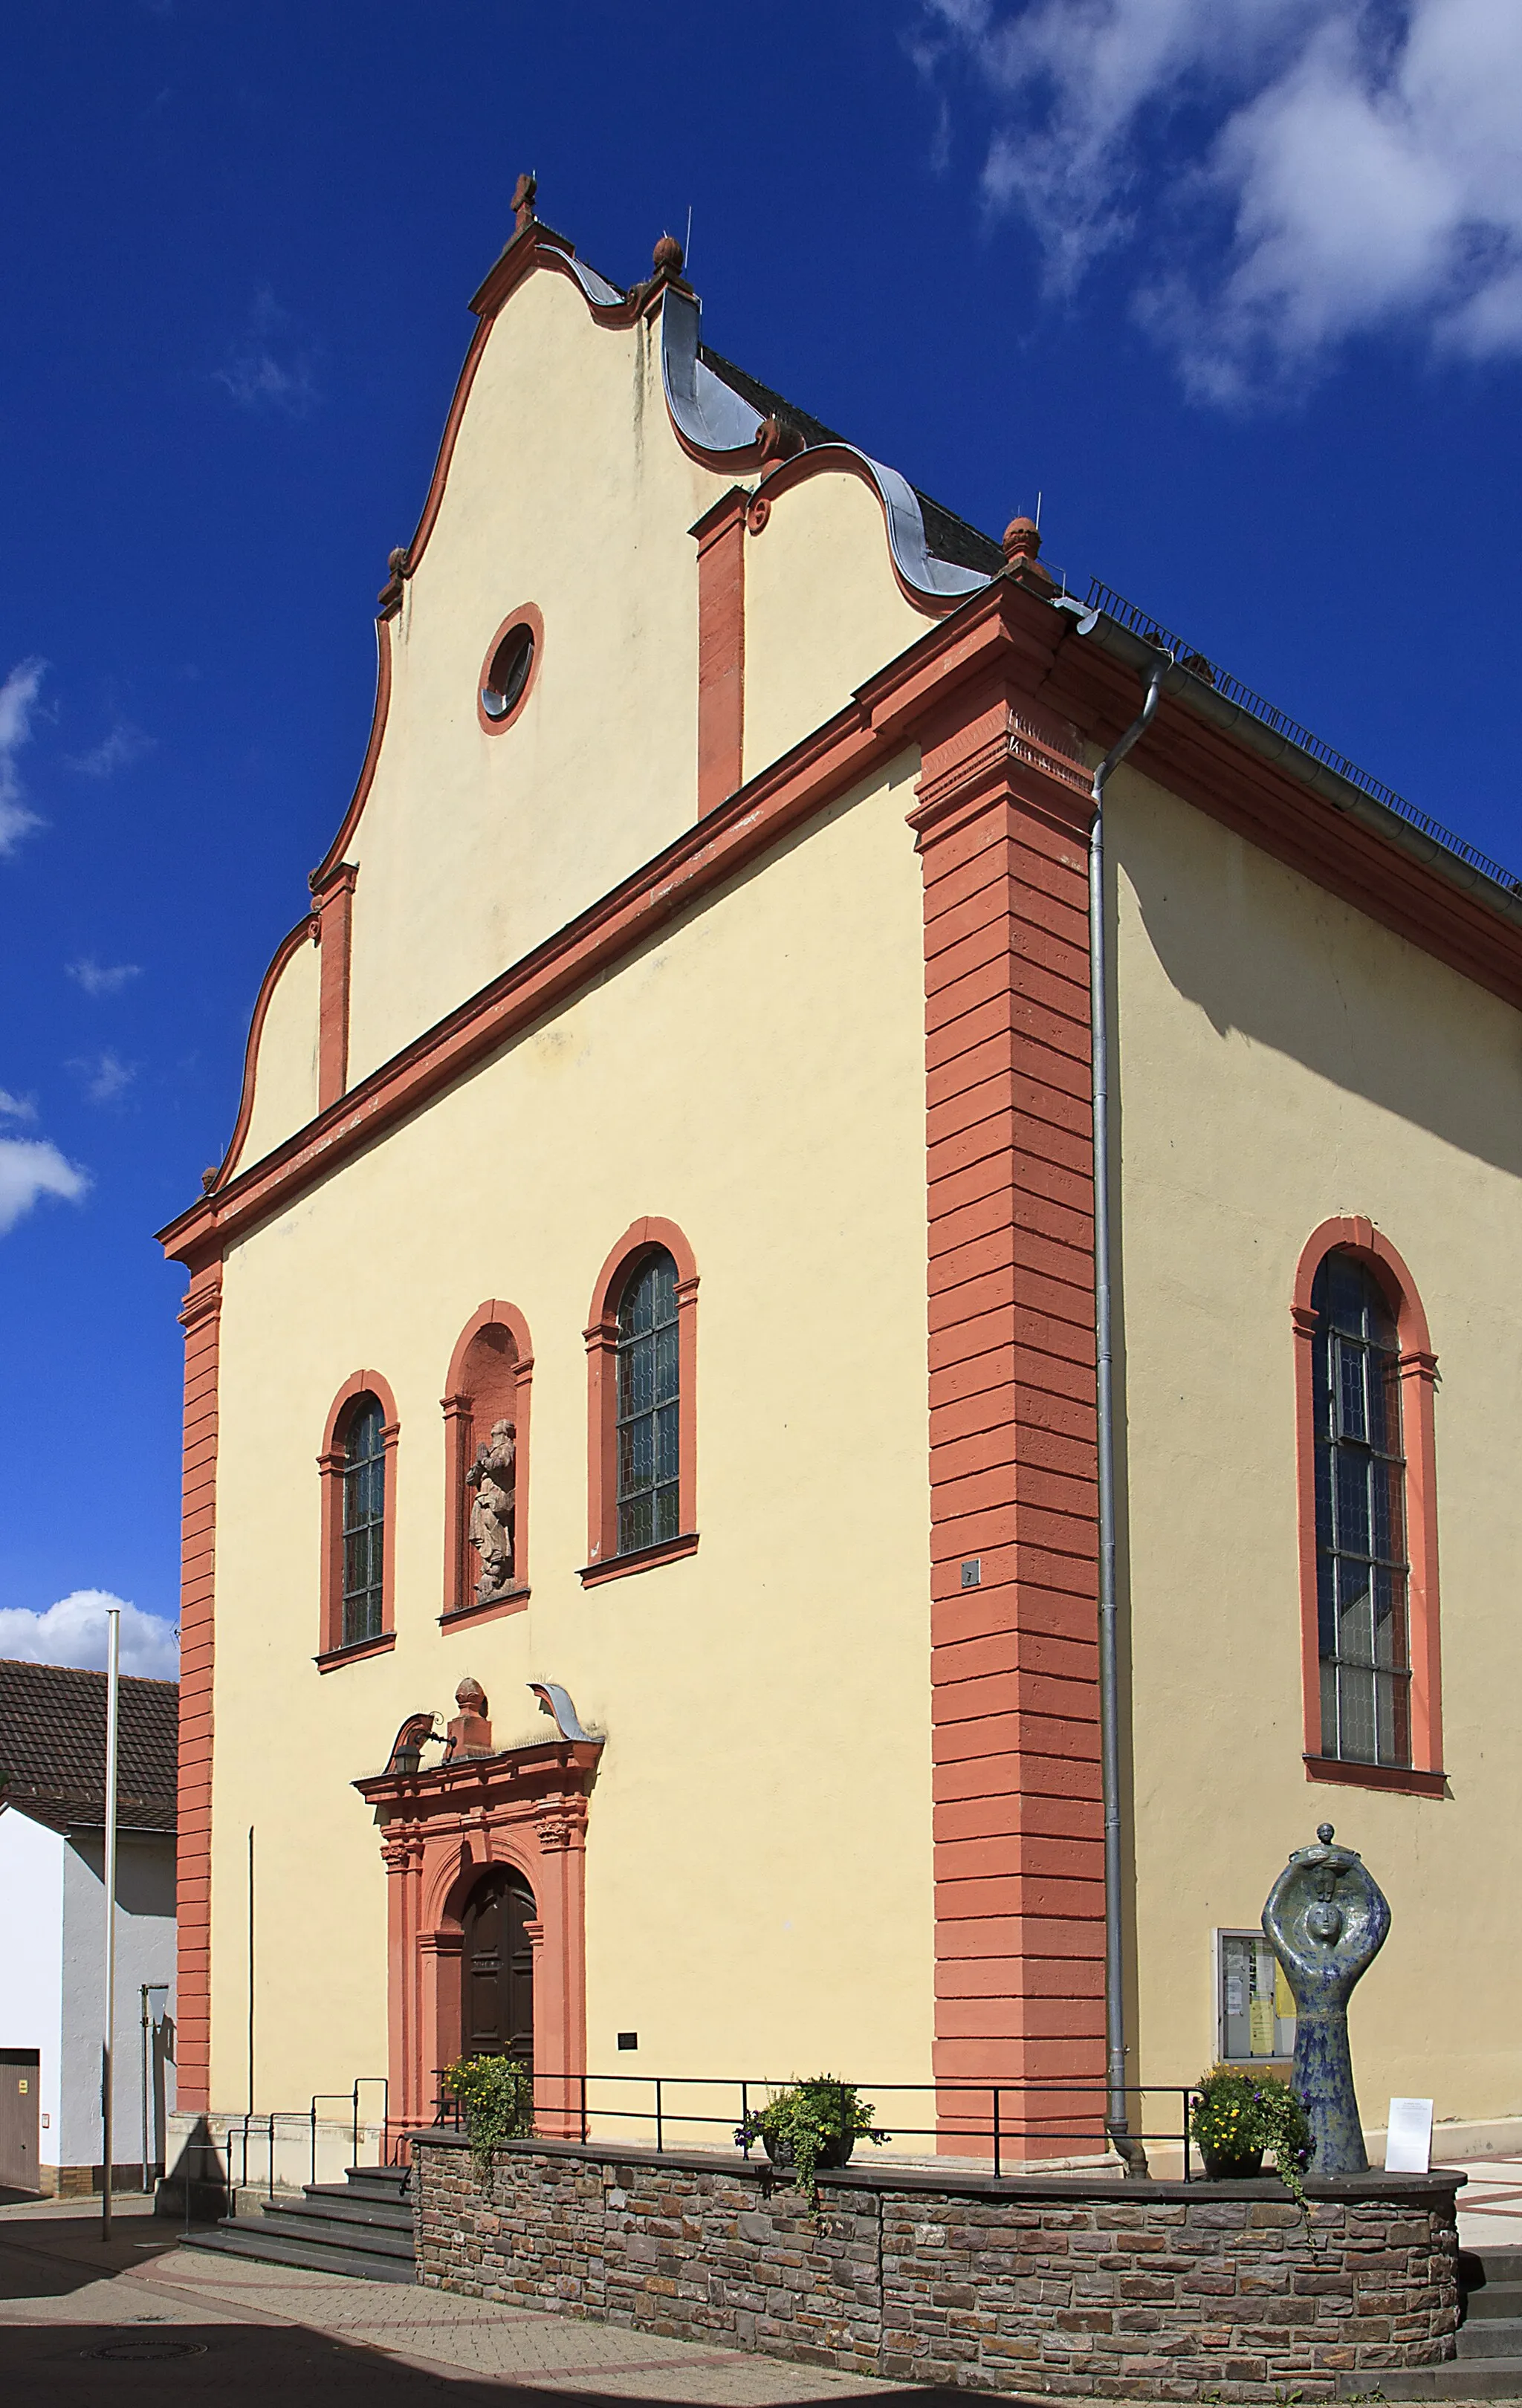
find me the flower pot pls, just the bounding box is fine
[1202,2145,1264,2180]
[761,2129,856,2172]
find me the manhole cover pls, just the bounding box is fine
[86,2339,207,2362]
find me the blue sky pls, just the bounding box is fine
[2,0,1519,1674]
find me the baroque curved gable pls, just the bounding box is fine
[201,209,1001,1193]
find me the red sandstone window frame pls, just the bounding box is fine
[580,1218,699,1586]
[1292,1218,1445,1798]
[476,604,543,737]
[317,1369,401,1669]
[440,1300,534,1630]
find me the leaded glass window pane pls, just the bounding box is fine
[342,1396,386,1646]
[1311,1253,1411,1766]
[615,1250,680,1556]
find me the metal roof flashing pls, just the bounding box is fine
[1057,597,1522,937]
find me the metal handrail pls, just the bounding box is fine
[223,2077,392,2207]
[427,2068,1199,2182]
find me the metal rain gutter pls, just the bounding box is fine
[1056,598,1522,932]
[1084,646,1170,2181]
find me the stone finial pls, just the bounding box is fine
[757,415,805,464]
[378,543,410,611]
[652,233,685,279]
[1002,514,1056,595]
[447,1677,493,1759]
[511,172,538,237]
[201,1166,218,1192]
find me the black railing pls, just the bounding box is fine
[1085,577,1522,898]
[427,2069,1199,2182]
[224,2075,392,2206]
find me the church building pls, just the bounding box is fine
[158,181,1522,2178]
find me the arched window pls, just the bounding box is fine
[1292,1220,1444,1797]
[1311,1253,1409,1768]
[616,1250,680,1556]
[342,1397,387,1648]
[583,1218,699,1584]
[317,1371,400,1666]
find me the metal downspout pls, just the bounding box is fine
[1089,656,1168,2178]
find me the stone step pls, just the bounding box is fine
[1466,2251,1522,2289]
[1466,2285,1522,2323]
[181,2222,415,2285]
[1346,2359,1522,2400]
[1459,2321,1522,2360]
[253,2206,415,2259]
[342,2165,410,2200]
[293,2184,413,2232]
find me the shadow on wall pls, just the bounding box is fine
[152,2118,227,2224]
[1117,783,1522,1184]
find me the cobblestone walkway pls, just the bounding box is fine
[0,2198,898,2402]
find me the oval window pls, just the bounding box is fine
[481,623,535,723]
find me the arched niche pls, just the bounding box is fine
[441,1302,534,1625]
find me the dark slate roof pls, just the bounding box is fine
[699,346,1006,582]
[0,1659,178,1836]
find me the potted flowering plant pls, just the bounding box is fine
[735,2077,890,2199]
[442,2054,536,2169]
[1190,2066,1312,2211]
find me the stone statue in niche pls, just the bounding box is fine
[466,1418,516,1604]
[1263,1822,1391,2176]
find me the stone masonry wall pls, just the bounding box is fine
[413,2137,1461,2400]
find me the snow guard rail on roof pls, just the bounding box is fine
[1086,578,1522,900]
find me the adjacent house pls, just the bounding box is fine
[0,1659,177,2194]
[155,183,1522,2180]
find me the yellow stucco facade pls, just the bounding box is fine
[1113,765,1522,2129]
[210,753,936,2115]
[166,209,1522,2176]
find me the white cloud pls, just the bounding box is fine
[0,1589,178,1680]
[67,721,155,779]
[72,1050,136,1105]
[0,657,47,854]
[0,1135,89,1235]
[0,1090,37,1123]
[215,288,319,418]
[68,958,142,998]
[921,0,1522,393]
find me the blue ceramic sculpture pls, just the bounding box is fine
[1263,1823,1390,2176]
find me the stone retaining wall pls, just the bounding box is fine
[413,2135,1461,2400]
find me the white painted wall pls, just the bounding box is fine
[0,1806,65,2166]
[59,1831,176,2175]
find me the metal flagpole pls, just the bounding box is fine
[101,1606,120,2241]
[140,1985,151,2193]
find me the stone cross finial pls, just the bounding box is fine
[511,172,537,237]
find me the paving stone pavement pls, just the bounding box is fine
[0,2198,906,2404]
[2,2192,1515,2406]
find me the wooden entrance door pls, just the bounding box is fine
[461,1869,535,2065]
[0,2050,40,2193]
